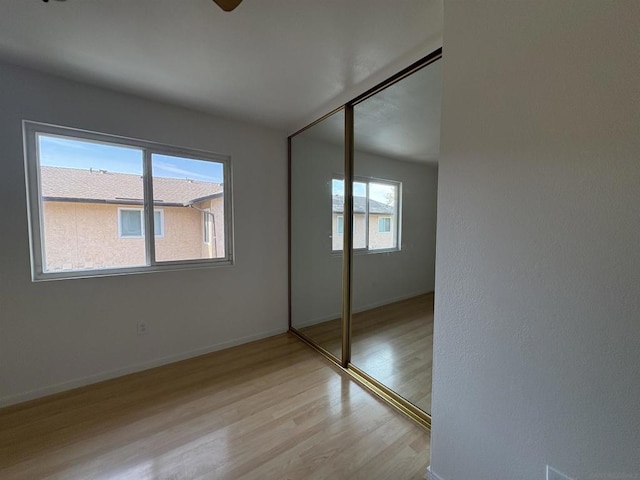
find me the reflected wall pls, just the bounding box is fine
[350,60,441,413]
[290,110,345,359]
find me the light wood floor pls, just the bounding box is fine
[299,293,434,413]
[0,334,429,480]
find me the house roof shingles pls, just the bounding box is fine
[332,195,394,215]
[40,166,223,205]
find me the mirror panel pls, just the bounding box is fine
[290,110,345,359]
[350,59,442,414]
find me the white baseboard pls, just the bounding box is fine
[0,326,287,408]
[293,311,342,329]
[294,290,434,329]
[352,289,433,314]
[426,465,445,480]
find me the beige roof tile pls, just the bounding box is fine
[41,166,222,205]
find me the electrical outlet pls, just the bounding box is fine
[547,465,574,480]
[137,321,148,335]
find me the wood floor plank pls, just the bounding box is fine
[0,333,429,479]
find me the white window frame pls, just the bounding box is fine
[336,215,344,235]
[332,175,401,254]
[23,120,234,281]
[117,208,164,238]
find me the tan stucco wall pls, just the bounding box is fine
[368,213,395,250]
[43,202,146,271]
[42,200,226,272]
[154,205,202,262]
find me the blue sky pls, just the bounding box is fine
[38,135,224,183]
[332,179,395,205]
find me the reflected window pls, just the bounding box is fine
[378,217,391,233]
[332,177,400,252]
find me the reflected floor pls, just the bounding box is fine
[299,293,433,413]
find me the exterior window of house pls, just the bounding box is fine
[203,210,211,244]
[378,217,391,233]
[118,209,164,238]
[23,121,233,281]
[332,177,400,252]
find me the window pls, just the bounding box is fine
[23,121,233,281]
[154,210,164,237]
[332,177,400,252]
[378,217,391,233]
[118,209,164,238]
[203,210,211,244]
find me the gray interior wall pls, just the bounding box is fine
[290,135,344,327]
[0,62,288,406]
[431,1,640,479]
[291,135,437,328]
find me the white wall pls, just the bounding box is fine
[290,135,344,328]
[431,1,640,479]
[0,62,288,406]
[291,135,437,328]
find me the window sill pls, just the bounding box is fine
[32,258,233,282]
[331,247,401,256]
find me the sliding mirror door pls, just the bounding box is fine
[350,59,442,414]
[290,109,345,360]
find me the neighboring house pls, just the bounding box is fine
[40,166,224,272]
[331,194,397,251]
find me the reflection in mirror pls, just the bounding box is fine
[351,59,442,414]
[290,110,345,359]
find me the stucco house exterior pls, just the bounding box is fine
[40,166,225,272]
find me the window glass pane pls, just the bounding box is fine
[120,210,143,237]
[38,134,145,272]
[203,211,211,243]
[154,210,163,237]
[368,182,397,250]
[151,153,225,262]
[337,216,344,234]
[378,217,391,232]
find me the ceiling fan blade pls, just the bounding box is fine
[212,0,242,12]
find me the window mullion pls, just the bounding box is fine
[143,150,156,266]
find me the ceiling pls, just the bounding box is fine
[354,59,441,164]
[0,0,442,134]
[295,59,442,164]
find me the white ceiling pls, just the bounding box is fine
[0,0,442,134]
[295,59,442,164]
[354,59,442,163]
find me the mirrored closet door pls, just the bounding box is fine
[290,109,345,361]
[289,48,442,427]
